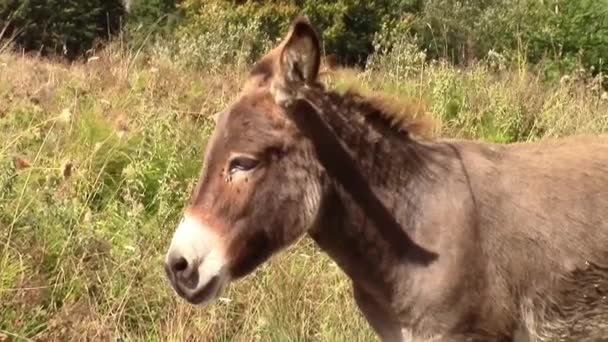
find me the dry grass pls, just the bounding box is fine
[0,39,607,341]
[0,46,373,342]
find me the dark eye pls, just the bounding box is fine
[228,156,259,174]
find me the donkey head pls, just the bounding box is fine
[164,17,328,305]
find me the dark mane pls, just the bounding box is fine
[318,72,436,141]
[294,84,444,180]
[325,88,435,142]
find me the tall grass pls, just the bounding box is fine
[0,31,607,341]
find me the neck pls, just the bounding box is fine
[284,87,458,300]
[285,88,446,263]
[283,87,480,333]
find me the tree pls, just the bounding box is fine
[0,0,125,60]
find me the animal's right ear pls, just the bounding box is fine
[271,16,321,106]
[278,16,321,85]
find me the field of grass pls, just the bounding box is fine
[0,41,607,341]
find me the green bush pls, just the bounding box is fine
[158,1,271,71]
[3,0,606,85]
[520,0,608,80]
[175,0,421,66]
[125,0,181,45]
[410,0,608,80]
[171,0,607,85]
[0,0,125,60]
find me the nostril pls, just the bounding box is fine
[172,256,188,273]
[168,254,200,290]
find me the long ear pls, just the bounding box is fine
[272,16,321,106]
[279,16,321,85]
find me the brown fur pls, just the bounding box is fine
[326,87,436,140]
[319,69,436,140]
[167,16,608,341]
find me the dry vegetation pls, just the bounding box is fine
[1,38,607,341]
[0,46,374,341]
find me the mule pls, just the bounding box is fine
[164,16,608,341]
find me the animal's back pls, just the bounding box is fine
[455,134,608,341]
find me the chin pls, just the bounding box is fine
[167,271,229,306]
[186,276,226,305]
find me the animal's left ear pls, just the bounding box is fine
[278,16,321,87]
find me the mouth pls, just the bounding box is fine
[165,267,223,305]
[186,275,221,304]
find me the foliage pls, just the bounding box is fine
[366,15,427,80]
[128,0,176,27]
[2,0,607,83]
[520,0,608,80]
[410,0,608,80]
[0,0,125,60]
[176,0,421,66]
[156,1,271,71]
[125,0,181,45]
[169,0,608,84]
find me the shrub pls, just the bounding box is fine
[0,0,126,60]
[125,0,181,45]
[175,0,421,66]
[157,1,271,71]
[410,0,608,81]
[520,0,608,80]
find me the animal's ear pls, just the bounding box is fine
[278,16,321,86]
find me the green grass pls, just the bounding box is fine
[0,41,607,341]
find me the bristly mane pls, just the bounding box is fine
[317,68,436,142]
[296,81,446,190]
[323,86,436,142]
